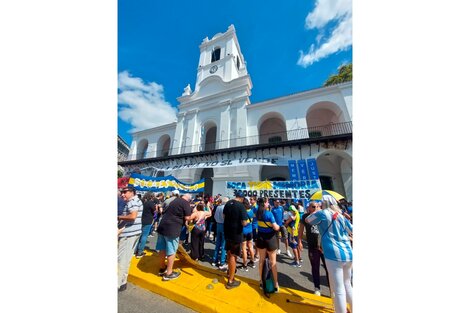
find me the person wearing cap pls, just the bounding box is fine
[223,190,248,289]
[156,193,198,281]
[117,186,143,292]
[161,189,180,212]
[305,195,353,313]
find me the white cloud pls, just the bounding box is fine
[298,0,352,67]
[118,71,177,132]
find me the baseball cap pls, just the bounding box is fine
[172,190,180,195]
[120,186,136,193]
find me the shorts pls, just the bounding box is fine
[288,233,299,249]
[256,232,278,252]
[243,232,253,242]
[277,226,288,239]
[225,240,241,255]
[252,227,258,240]
[155,234,179,256]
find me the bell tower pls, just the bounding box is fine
[191,24,250,94]
[174,24,252,159]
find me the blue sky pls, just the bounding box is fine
[118,0,352,145]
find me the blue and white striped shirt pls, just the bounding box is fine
[305,209,353,262]
[119,195,143,238]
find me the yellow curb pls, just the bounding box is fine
[127,246,334,313]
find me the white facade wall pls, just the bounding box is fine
[126,25,353,200]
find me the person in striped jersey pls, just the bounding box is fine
[255,197,281,292]
[118,186,143,292]
[306,195,353,313]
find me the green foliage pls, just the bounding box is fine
[118,169,123,178]
[324,63,352,86]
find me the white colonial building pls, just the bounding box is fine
[119,25,352,201]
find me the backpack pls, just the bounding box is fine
[262,256,275,296]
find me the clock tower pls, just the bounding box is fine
[173,24,252,175]
[178,24,252,100]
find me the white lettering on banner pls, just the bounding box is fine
[138,157,279,173]
[227,188,315,199]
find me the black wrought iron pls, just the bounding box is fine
[127,121,352,160]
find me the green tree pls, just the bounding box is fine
[323,63,352,86]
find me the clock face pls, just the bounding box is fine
[210,65,218,74]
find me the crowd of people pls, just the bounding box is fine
[117,187,353,312]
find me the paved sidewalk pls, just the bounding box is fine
[124,232,334,313]
[119,282,196,313]
[147,232,331,297]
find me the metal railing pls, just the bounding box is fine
[127,121,352,161]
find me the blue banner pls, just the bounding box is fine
[288,160,299,181]
[307,158,319,180]
[297,159,309,180]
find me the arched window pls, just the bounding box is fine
[211,47,221,62]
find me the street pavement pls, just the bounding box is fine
[119,229,331,312]
[118,282,196,313]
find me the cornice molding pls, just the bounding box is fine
[199,25,235,50]
[247,82,351,110]
[178,76,252,108]
[131,122,177,137]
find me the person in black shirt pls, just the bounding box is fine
[135,192,156,258]
[156,193,197,281]
[298,201,329,296]
[223,191,248,289]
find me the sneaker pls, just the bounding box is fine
[225,280,241,289]
[242,265,248,272]
[118,283,127,292]
[162,271,181,281]
[299,258,303,263]
[290,261,301,268]
[210,262,218,267]
[276,249,281,255]
[135,252,145,259]
[247,261,256,268]
[274,286,279,293]
[148,234,154,238]
[254,256,259,262]
[218,264,228,271]
[286,250,293,258]
[157,267,167,276]
[314,288,321,296]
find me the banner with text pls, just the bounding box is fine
[138,157,280,175]
[226,180,322,199]
[307,158,319,180]
[128,173,205,193]
[288,160,299,181]
[297,159,309,180]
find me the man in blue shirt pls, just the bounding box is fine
[271,199,291,257]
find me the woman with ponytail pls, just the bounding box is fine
[255,197,280,293]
